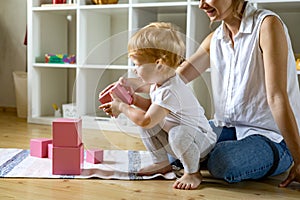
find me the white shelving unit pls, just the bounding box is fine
[27,0,300,132]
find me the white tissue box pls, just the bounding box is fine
[62,103,78,118]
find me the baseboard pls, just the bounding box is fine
[0,107,17,113]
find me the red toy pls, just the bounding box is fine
[86,149,104,164]
[52,118,82,147]
[30,138,52,158]
[52,118,84,175]
[52,144,84,175]
[99,83,133,105]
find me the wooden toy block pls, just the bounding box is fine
[30,138,52,158]
[52,118,82,147]
[48,143,53,159]
[99,83,133,105]
[86,149,104,164]
[52,143,84,175]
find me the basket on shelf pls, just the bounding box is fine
[92,0,118,4]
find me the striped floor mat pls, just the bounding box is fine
[0,148,176,180]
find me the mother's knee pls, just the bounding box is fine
[207,143,240,182]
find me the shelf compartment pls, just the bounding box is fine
[79,0,129,6]
[78,8,128,66]
[30,67,76,119]
[131,5,187,42]
[31,0,78,9]
[186,4,212,57]
[77,68,129,118]
[32,10,77,64]
[254,1,300,12]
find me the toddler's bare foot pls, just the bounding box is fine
[173,172,202,190]
[137,160,172,176]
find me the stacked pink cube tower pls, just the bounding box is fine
[52,118,84,175]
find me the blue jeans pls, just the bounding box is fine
[207,121,293,183]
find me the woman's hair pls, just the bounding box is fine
[209,0,245,29]
[128,22,185,68]
[232,0,246,19]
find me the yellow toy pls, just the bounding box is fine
[296,59,300,71]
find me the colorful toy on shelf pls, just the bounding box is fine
[45,54,76,64]
[30,138,52,158]
[99,83,133,105]
[52,118,84,175]
[92,0,118,5]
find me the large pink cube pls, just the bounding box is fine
[30,138,52,158]
[52,118,82,147]
[86,149,104,164]
[52,143,84,175]
[99,83,133,105]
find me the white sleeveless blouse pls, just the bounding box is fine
[210,3,300,142]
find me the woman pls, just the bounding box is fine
[176,0,300,187]
[108,0,300,187]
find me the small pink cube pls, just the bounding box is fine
[86,149,104,164]
[52,118,82,147]
[30,138,52,158]
[52,143,84,175]
[48,143,53,159]
[99,83,133,105]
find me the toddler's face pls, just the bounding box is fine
[131,56,157,84]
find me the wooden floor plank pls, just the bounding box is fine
[0,111,299,199]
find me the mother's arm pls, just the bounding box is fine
[176,32,214,83]
[260,15,300,187]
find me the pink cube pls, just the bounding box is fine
[52,118,82,147]
[86,149,104,164]
[52,143,84,175]
[99,83,133,105]
[30,138,52,158]
[48,143,53,159]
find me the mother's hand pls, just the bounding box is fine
[279,162,300,187]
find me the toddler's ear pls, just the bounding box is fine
[155,59,164,70]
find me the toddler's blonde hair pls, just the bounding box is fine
[128,22,185,68]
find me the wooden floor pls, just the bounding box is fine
[0,111,299,200]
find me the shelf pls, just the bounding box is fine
[33,4,77,11]
[28,115,139,133]
[33,63,77,68]
[79,64,134,70]
[250,0,300,12]
[132,1,188,8]
[79,4,129,10]
[28,0,300,131]
[251,0,300,3]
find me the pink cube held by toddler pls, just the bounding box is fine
[30,138,52,158]
[52,143,84,175]
[99,83,133,105]
[52,118,82,147]
[86,149,104,164]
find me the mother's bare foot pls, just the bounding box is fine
[173,172,202,190]
[138,160,172,176]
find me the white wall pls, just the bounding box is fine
[0,0,27,107]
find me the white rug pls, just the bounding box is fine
[0,148,176,180]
